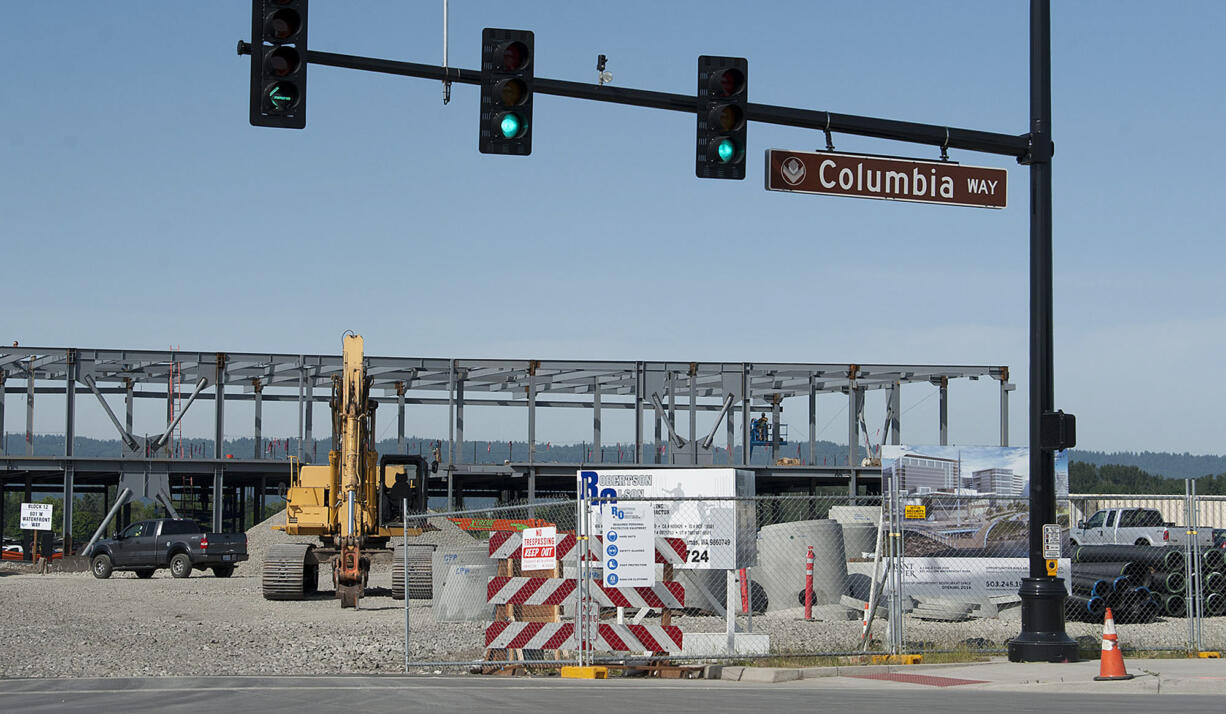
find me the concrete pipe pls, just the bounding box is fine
[754,519,847,613]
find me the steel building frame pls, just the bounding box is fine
[0,345,1013,549]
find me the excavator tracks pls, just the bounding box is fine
[262,543,319,600]
[392,543,434,600]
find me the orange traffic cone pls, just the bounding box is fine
[1094,607,1134,681]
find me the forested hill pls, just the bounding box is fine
[1067,450,1226,479]
[1070,462,1226,495]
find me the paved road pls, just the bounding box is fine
[1,676,1221,714]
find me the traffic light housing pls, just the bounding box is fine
[249,0,308,129]
[696,56,747,179]
[480,29,534,155]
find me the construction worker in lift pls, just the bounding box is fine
[755,415,769,443]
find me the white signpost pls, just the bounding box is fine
[20,503,53,531]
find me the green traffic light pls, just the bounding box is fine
[266,82,298,112]
[717,138,737,163]
[500,113,524,139]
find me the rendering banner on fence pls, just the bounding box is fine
[877,444,1069,591]
[579,468,757,570]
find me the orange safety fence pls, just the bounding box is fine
[448,517,552,533]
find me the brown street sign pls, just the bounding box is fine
[766,149,1007,208]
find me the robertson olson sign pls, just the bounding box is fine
[766,149,1007,208]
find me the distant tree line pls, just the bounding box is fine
[1069,461,1226,495]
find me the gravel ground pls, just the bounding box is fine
[3,514,1223,678]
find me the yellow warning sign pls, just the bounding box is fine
[904,505,926,519]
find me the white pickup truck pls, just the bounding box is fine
[1069,507,1213,547]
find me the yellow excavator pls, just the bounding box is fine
[262,333,429,607]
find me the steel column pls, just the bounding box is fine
[688,370,697,464]
[592,378,602,463]
[634,363,644,463]
[939,377,949,446]
[527,369,536,465]
[741,367,750,466]
[808,376,817,466]
[396,381,406,454]
[847,384,861,498]
[296,364,305,463]
[304,372,314,463]
[668,372,676,461]
[1000,375,1013,447]
[455,374,465,466]
[62,350,76,552]
[448,361,456,469]
[25,364,33,456]
[253,379,263,459]
[0,371,5,455]
[213,355,226,533]
[124,378,133,450]
[165,359,175,457]
[770,396,780,463]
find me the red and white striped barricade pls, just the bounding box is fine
[488,577,685,609]
[485,532,689,654]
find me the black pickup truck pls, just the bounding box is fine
[87,518,248,579]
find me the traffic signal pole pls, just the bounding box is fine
[239,0,1072,662]
[1008,0,1078,663]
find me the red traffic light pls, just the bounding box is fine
[498,41,531,72]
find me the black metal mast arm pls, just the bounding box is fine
[297,48,1029,158]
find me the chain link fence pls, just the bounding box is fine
[398,491,1226,669]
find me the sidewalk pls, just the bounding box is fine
[715,657,1226,694]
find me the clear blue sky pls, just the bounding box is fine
[2,2,1223,453]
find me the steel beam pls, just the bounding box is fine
[82,374,139,452]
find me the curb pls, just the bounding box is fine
[718,661,992,682]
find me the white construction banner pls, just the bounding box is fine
[901,557,1071,596]
[602,501,655,588]
[20,503,53,531]
[520,526,557,573]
